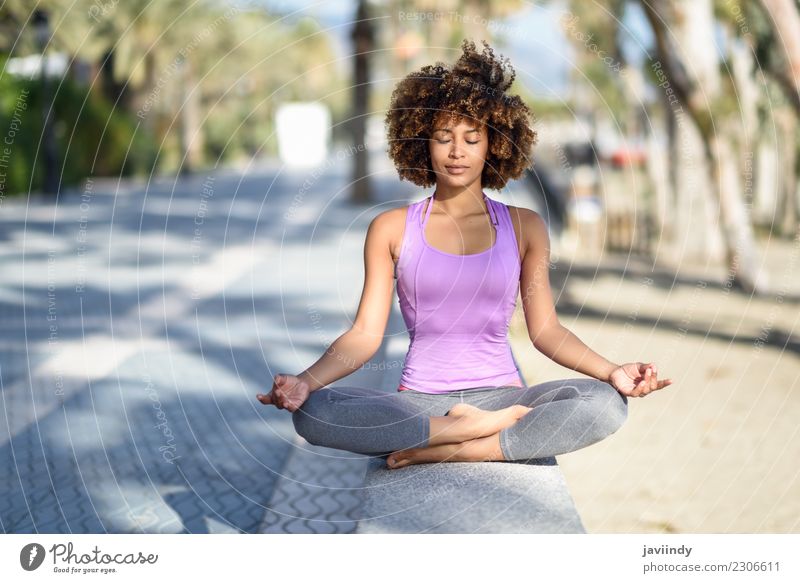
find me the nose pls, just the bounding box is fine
[449,141,465,159]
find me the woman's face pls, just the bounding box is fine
[428,115,488,189]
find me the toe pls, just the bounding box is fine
[446,403,473,417]
[386,451,408,468]
[386,455,408,469]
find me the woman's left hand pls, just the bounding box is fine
[608,362,673,397]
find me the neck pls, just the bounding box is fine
[431,182,485,217]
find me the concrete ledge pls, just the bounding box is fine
[355,455,586,534]
[355,305,586,533]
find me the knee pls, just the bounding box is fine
[292,389,331,446]
[584,380,628,433]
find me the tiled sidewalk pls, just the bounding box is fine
[0,156,414,533]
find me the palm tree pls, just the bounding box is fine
[754,0,800,235]
[638,0,769,293]
[350,0,375,203]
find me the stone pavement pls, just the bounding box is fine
[0,152,416,533]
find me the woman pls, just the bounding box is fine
[257,40,673,470]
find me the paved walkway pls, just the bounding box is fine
[0,152,417,533]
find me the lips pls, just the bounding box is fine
[445,165,468,174]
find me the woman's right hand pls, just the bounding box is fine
[256,374,311,413]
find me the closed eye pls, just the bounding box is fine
[437,140,480,145]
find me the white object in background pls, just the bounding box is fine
[365,114,387,150]
[5,53,68,79]
[275,102,331,168]
[568,196,603,222]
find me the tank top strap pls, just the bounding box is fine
[486,195,521,262]
[409,195,424,228]
[400,198,423,272]
[484,193,499,227]
[420,194,433,227]
[420,193,499,227]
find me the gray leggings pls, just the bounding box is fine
[291,378,628,460]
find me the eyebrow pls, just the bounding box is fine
[433,128,480,133]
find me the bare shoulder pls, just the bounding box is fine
[369,205,408,263]
[506,205,547,260]
[506,204,545,225]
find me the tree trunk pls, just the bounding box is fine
[755,0,800,236]
[99,49,130,110]
[178,57,204,175]
[776,108,798,235]
[350,0,373,204]
[759,0,800,104]
[711,131,769,291]
[754,137,778,227]
[645,115,673,249]
[640,0,769,294]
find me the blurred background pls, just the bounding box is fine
[1,0,798,534]
[3,0,800,285]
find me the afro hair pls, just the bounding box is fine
[385,39,537,190]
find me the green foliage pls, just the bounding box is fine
[0,55,158,196]
[3,2,343,179]
[204,101,277,160]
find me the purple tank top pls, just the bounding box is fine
[394,192,523,394]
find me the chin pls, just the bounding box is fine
[442,173,477,184]
[456,177,480,188]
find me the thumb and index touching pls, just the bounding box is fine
[256,374,287,403]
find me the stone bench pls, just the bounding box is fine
[355,455,586,533]
[354,326,587,534]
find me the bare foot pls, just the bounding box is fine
[386,432,504,469]
[428,402,531,445]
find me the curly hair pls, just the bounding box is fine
[385,39,537,191]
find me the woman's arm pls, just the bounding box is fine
[528,325,618,382]
[516,208,619,382]
[296,209,399,392]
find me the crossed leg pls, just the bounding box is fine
[291,385,531,457]
[386,378,628,469]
